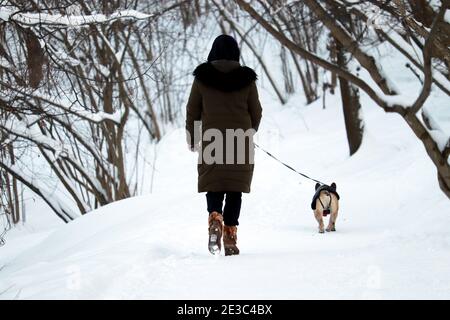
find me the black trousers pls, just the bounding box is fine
[206,191,242,226]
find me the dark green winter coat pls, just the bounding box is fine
[185,60,263,193]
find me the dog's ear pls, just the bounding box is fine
[331,182,336,189]
[315,183,320,190]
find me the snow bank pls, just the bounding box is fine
[1,87,449,299]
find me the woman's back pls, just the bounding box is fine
[185,34,263,256]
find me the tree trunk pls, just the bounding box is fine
[336,41,364,155]
[7,144,20,223]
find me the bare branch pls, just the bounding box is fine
[410,4,447,114]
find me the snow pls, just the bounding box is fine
[377,92,417,108]
[429,129,449,152]
[0,8,152,27]
[5,163,79,221]
[380,26,450,94]
[1,13,449,299]
[3,116,68,157]
[51,50,81,66]
[423,106,449,153]
[374,59,399,95]
[1,85,450,299]
[77,110,123,124]
[429,0,444,12]
[5,89,122,124]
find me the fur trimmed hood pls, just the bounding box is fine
[193,62,257,92]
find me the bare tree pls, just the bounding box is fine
[234,0,450,198]
[0,0,209,221]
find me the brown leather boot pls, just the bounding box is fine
[208,212,223,255]
[223,225,239,256]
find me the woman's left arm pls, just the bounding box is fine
[248,82,262,131]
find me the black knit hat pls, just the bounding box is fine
[207,34,240,62]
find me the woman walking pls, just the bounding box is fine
[185,35,262,256]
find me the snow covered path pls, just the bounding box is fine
[1,90,450,299]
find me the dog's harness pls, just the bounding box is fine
[311,184,340,216]
[318,191,332,216]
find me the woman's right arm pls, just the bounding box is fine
[185,79,202,149]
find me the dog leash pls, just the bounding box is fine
[254,142,326,185]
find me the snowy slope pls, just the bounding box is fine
[1,80,450,299]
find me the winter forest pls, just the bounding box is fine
[0,0,450,299]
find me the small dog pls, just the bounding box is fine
[311,182,340,233]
